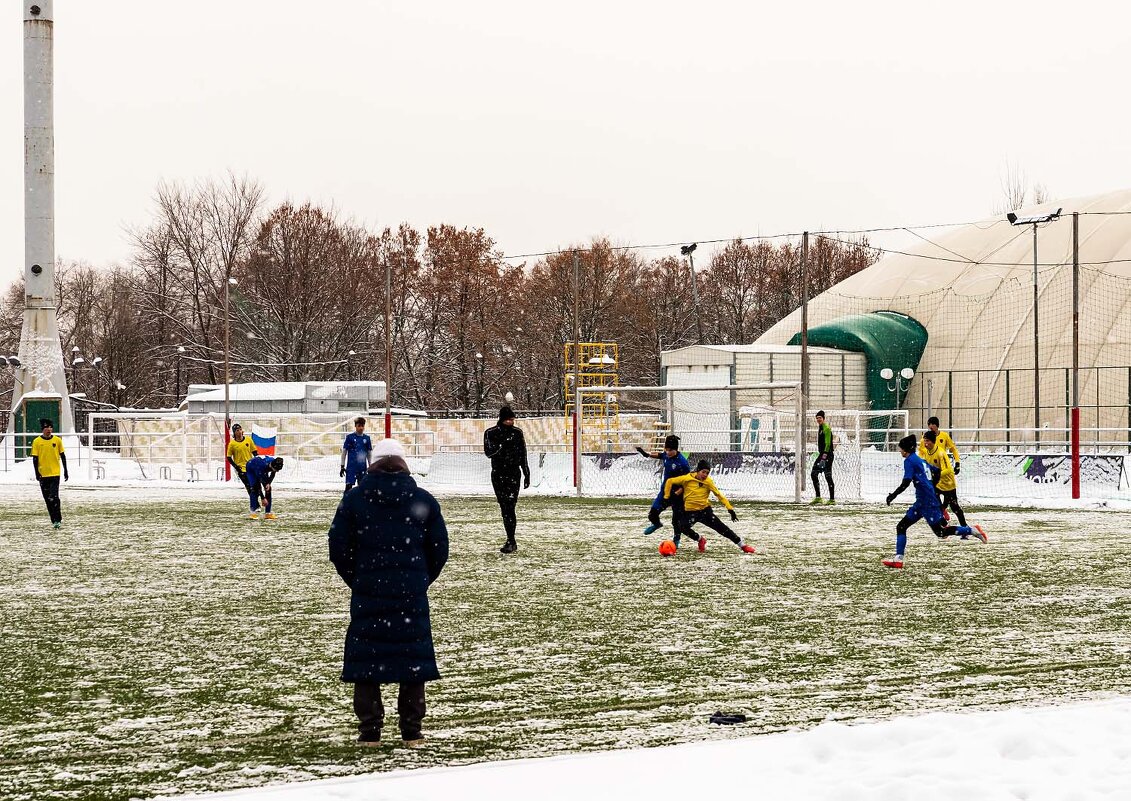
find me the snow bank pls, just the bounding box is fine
[166,698,1131,800]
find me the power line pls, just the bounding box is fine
[180,354,349,368]
[499,218,1004,261]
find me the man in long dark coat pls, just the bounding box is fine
[483,405,530,553]
[328,438,449,746]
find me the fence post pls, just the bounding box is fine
[87,413,95,481]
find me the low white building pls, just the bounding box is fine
[185,381,386,416]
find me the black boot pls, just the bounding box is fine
[500,538,518,554]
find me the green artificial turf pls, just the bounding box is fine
[1,486,1129,800]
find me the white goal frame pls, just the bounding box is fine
[573,382,804,500]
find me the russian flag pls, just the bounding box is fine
[251,425,277,456]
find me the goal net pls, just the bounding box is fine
[573,382,804,501]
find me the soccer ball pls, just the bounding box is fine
[659,540,677,556]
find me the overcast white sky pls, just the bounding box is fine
[2,1,1130,290]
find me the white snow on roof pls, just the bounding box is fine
[186,383,308,403]
[186,381,387,404]
[665,343,853,355]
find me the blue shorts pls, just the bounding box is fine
[345,467,366,485]
[905,501,944,527]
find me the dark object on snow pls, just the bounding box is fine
[709,711,748,725]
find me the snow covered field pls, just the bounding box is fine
[173,698,1131,800]
[2,486,1130,800]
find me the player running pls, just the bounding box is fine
[31,417,68,529]
[920,429,972,532]
[664,460,756,554]
[810,410,835,504]
[636,434,690,535]
[883,435,985,569]
[245,455,284,520]
[226,423,257,490]
[340,416,373,495]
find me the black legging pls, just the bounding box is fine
[938,488,967,526]
[674,507,741,547]
[491,468,521,541]
[39,476,62,524]
[811,453,835,500]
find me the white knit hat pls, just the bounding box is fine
[372,438,406,459]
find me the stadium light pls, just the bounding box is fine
[680,243,704,344]
[1006,206,1063,445]
[1007,208,1062,226]
[7,356,20,367]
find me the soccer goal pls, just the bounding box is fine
[571,382,805,501]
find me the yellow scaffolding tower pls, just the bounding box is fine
[564,342,619,432]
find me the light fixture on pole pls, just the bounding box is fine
[680,243,704,344]
[880,367,915,409]
[1007,207,1061,446]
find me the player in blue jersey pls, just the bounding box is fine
[340,416,373,495]
[636,434,691,535]
[245,455,284,520]
[882,435,985,568]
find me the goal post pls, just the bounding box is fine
[573,382,804,501]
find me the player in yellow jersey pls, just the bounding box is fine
[30,417,68,529]
[920,430,985,541]
[927,416,961,476]
[226,423,258,492]
[664,460,756,554]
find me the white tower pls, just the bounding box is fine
[11,1,72,447]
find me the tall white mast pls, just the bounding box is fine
[13,1,72,435]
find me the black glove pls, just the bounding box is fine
[64,472,69,482]
[886,493,895,506]
[816,454,826,466]
[728,509,738,522]
[954,463,961,475]
[523,473,531,489]
[339,465,346,478]
[635,446,649,457]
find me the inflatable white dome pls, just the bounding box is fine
[757,189,1131,437]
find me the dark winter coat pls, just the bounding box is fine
[483,422,530,476]
[328,467,449,684]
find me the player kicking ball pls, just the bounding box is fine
[883,435,986,569]
[664,460,756,554]
[637,434,690,535]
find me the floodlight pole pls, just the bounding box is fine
[800,231,810,493]
[1071,212,1080,499]
[1008,208,1061,449]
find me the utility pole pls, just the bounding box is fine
[681,243,704,344]
[800,231,810,493]
[385,244,398,439]
[1071,212,1080,499]
[572,250,581,488]
[1032,222,1041,447]
[223,275,233,480]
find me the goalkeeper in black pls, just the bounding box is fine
[810,410,835,504]
[483,405,531,554]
